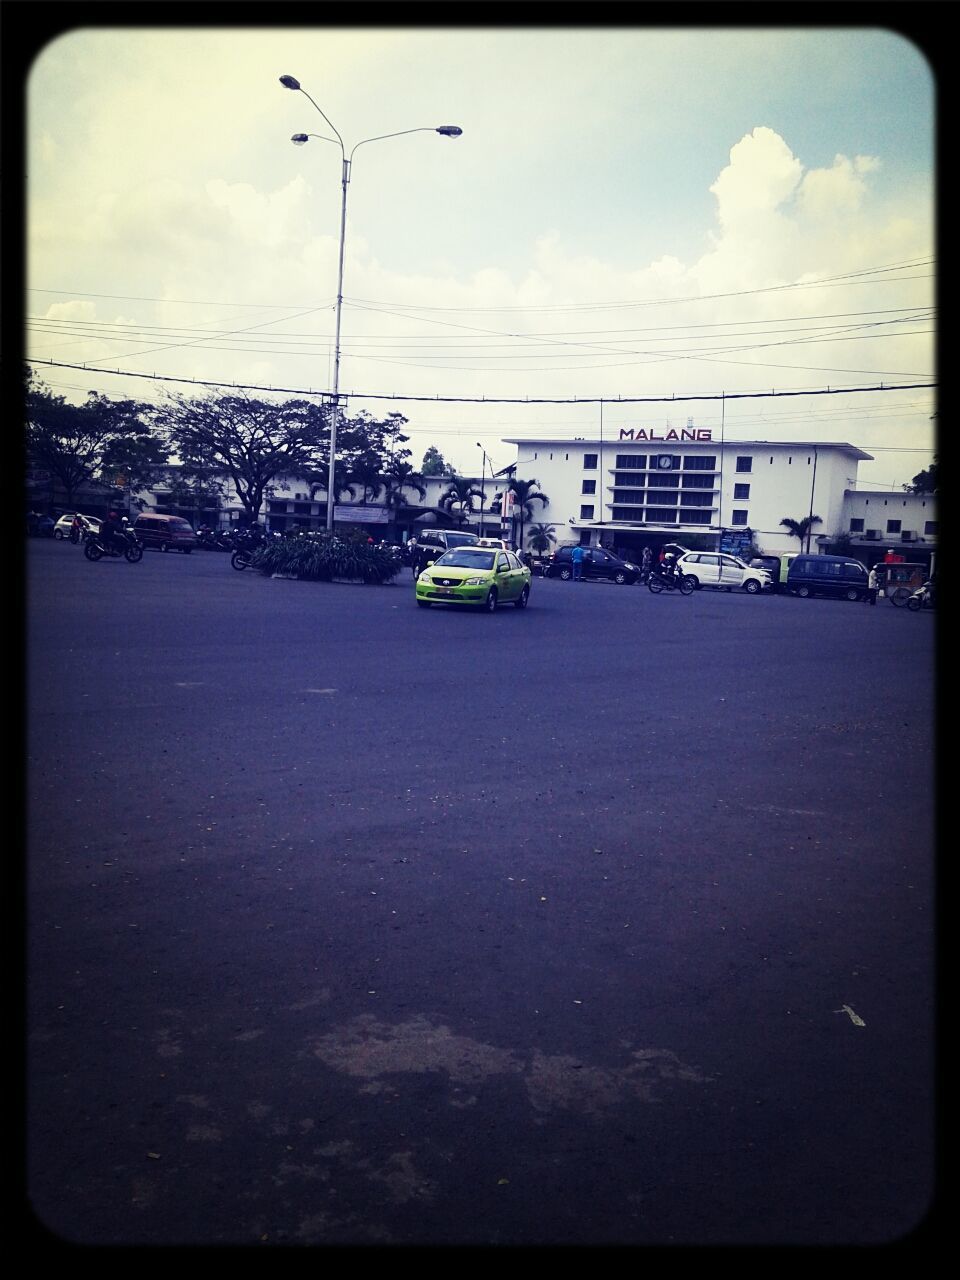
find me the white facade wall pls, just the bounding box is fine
[842,490,939,551]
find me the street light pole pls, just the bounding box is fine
[280,75,462,533]
[477,442,488,538]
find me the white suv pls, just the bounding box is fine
[676,552,772,594]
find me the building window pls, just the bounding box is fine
[648,474,680,488]
[645,508,678,524]
[611,488,645,503]
[681,474,713,489]
[735,456,752,473]
[581,479,596,495]
[886,520,901,534]
[679,510,712,525]
[614,454,647,469]
[683,456,716,470]
[584,453,598,470]
[679,492,712,507]
[849,518,864,532]
[610,506,645,521]
[734,483,750,500]
[924,521,938,535]
[731,510,749,526]
[580,504,595,519]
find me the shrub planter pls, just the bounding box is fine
[253,537,401,585]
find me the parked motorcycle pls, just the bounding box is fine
[906,580,936,611]
[647,562,694,595]
[84,529,143,563]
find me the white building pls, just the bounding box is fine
[503,431,937,562]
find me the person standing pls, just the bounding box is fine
[867,564,880,606]
[571,544,585,581]
[640,546,652,583]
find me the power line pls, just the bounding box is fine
[26,357,935,405]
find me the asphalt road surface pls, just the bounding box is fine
[25,538,937,1247]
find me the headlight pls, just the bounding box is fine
[463,577,486,586]
[418,571,431,582]
[625,563,637,571]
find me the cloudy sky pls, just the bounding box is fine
[25,22,936,488]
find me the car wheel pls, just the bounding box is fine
[54,530,64,540]
[416,600,430,608]
[744,579,760,594]
[160,542,169,553]
[558,567,572,581]
[515,585,530,609]
[683,575,700,590]
[485,588,498,612]
[614,571,627,584]
[183,548,192,554]
[797,585,811,598]
[845,588,860,602]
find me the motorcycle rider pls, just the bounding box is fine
[101,510,124,554]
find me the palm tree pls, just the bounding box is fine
[526,522,557,555]
[780,514,823,553]
[346,452,385,505]
[438,475,484,527]
[505,477,549,549]
[383,459,426,510]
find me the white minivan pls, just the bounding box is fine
[676,551,773,594]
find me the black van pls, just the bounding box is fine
[787,554,868,601]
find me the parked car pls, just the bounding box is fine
[415,546,532,611]
[543,545,641,584]
[53,513,101,540]
[786,554,869,601]
[133,513,197,553]
[747,553,797,592]
[676,551,773,594]
[408,528,480,576]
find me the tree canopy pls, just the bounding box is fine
[26,370,168,506]
[904,456,938,495]
[149,393,411,521]
[421,445,449,476]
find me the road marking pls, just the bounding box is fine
[835,1004,866,1026]
[304,688,337,694]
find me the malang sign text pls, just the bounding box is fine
[619,428,713,441]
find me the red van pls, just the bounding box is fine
[133,514,197,553]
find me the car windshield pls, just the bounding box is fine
[435,549,496,570]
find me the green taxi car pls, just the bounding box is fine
[415,546,532,611]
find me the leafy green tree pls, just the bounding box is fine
[526,522,557,554]
[780,514,823,553]
[151,392,331,523]
[421,445,449,476]
[504,477,549,550]
[904,455,938,495]
[438,476,484,526]
[26,371,167,507]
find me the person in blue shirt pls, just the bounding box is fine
[571,544,585,581]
